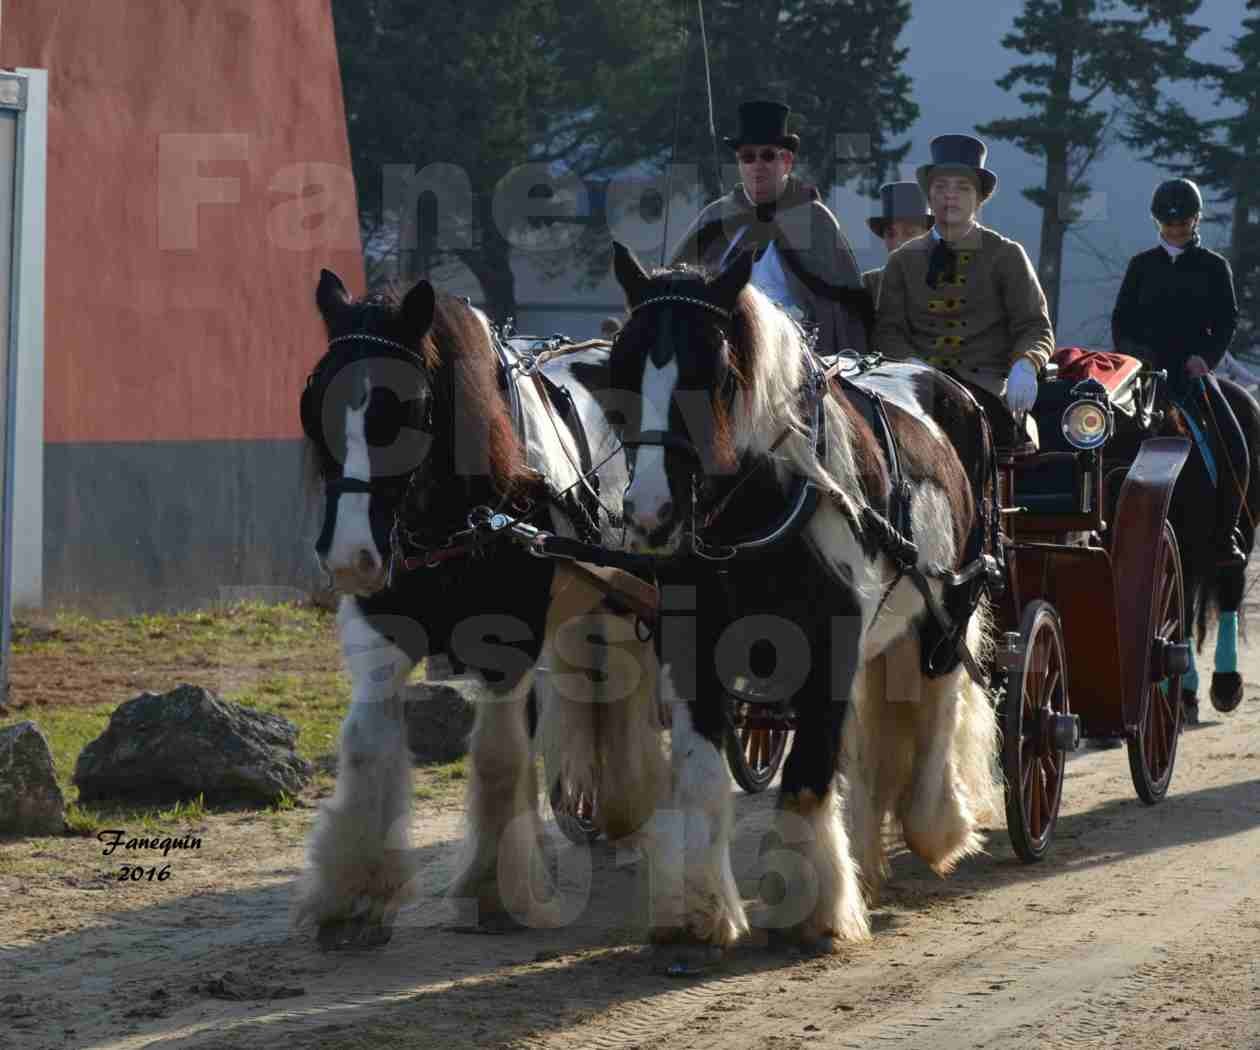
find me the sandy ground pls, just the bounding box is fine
[3,616,1260,1050]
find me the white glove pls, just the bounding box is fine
[1004,358,1039,415]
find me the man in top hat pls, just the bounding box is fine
[669,99,871,354]
[862,181,934,306]
[874,133,1054,441]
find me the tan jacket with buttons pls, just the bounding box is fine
[874,225,1054,395]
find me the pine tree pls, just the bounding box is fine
[331,0,918,318]
[977,0,1209,328]
[1126,1,1260,348]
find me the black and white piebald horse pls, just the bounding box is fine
[296,270,664,946]
[608,243,999,958]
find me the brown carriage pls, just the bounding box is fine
[993,350,1191,861]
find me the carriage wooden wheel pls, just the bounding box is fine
[1002,600,1071,863]
[549,778,601,845]
[1126,522,1186,803]
[724,699,791,794]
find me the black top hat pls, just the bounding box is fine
[868,182,934,237]
[916,134,997,200]
[723,100,800,153]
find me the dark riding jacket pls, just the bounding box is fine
[668,178,871,356]
[1111,242,1238,394]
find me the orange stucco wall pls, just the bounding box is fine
[1,0,365,443]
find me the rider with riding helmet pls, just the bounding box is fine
[863,181,934,306]
[1112,177,1248,566]
[669,99,872,355]
[873,134,1055,446]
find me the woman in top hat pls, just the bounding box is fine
[874,133,1054,440]
[862,181,934,306]
[669,99,872,354]
[1112,177,1247,566]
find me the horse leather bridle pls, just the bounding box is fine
[621,293,831,559]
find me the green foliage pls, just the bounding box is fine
[977,0,1210,324]
[330,0,918,309]
[1125,1,1260,342]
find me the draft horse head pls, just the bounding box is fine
[608,241,758,555]
[300,270,531,594]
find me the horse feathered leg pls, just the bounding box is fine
[644,697,747,966]
[898,612,999,874]
[751,598,869,950]
[844,637,918,903]
[643,593,746,970]
[537,567,666,842]
[295,597,416,948]
[448,669,560,930]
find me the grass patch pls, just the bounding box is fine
[1,599,474,826]
[3,600,348,813]
[63,793,210,838]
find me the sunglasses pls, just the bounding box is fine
[737,148,782,164]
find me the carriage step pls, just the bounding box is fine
[1051,713,1082,752]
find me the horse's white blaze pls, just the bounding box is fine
[323,376,383,588]
[625,356,679,546]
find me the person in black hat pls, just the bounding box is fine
[1112,177,1247,566]
[669,100,871,354]
[874,133,1054,444]
[862,181,934,306]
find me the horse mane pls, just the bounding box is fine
[422,294,534,497]
[723,279,867,504]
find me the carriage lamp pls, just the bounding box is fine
[1061,379,1114,450]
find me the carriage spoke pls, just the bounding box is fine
[1030,759,1043,835]
[1159,565,1176,627]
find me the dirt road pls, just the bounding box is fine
[3,633,1259,1050]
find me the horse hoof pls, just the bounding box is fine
[650,942,723,977]
[450,910,527,935]
[316,916,393,951]
[760,924,841,957]
[1210,672,1244,713]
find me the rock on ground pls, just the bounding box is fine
[0,721,66,835]
[74,684,311,805]
[402,681,475,764]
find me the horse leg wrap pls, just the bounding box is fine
[1182,642,1199,696]
[1214,611,1239,675]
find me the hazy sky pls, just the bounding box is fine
[838,0,1252,347]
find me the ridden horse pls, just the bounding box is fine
[296,270,664,946]
[1100,370,1260,724]
[1165,377,1260,719]
[607,242,999,962]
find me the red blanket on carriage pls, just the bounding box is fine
[1050,347,1143,395]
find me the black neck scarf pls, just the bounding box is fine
[926,237,958,289]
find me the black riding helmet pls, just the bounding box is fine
[1151,178,1202,223]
